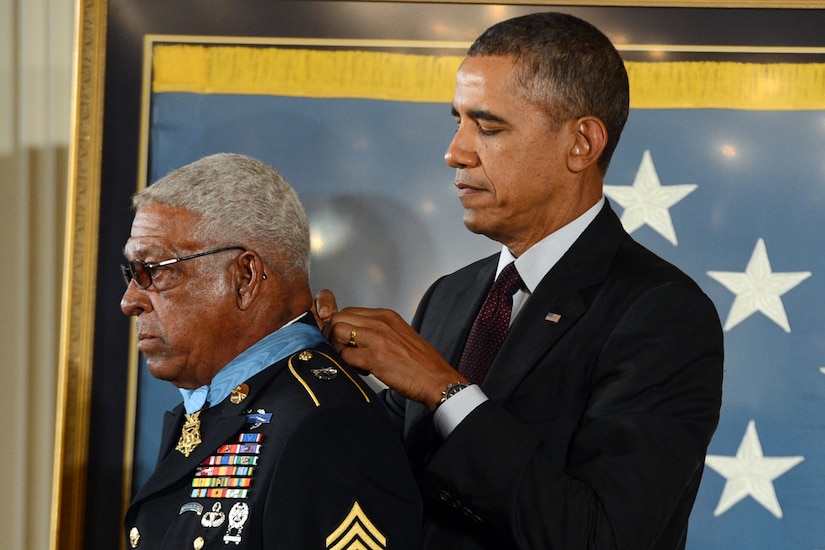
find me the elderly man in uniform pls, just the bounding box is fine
[120,153,422,549]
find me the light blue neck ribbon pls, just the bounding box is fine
[179,314,325,414]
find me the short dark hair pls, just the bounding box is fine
[468,12,629,173]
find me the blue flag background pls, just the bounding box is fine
[136,50,825,548]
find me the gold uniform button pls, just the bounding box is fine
[129,526,140,548]
[193,536,205,550]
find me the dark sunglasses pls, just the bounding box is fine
[120,246,246,289]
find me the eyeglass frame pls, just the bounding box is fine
[120,246,247,289]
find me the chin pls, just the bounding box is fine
[146,361,179,384]
[463,214,497,239]
[462,213,484,235]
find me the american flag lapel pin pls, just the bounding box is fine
[545,312,562,324]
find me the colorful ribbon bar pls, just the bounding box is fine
[190,488,249,499]
[192,477,253,488]
[217,443,261,455]
[201,454,259,466]
[196,466,255,477]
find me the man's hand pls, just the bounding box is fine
[312,289,338,334]
[326,307,468,411]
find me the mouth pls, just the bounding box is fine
[136,331,160,351]
[455,178,489,202]
[456,177,482,190]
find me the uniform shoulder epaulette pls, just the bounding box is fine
[286,349,371,407]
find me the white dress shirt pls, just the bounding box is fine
[434,197,605,437]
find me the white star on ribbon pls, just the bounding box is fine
[707,238,811,333]
[604,150,697,246]
[705,420,804,518]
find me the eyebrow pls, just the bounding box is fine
[122,244,164,259]
[451,106,507,124]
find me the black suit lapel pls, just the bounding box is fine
[483,202,627,401]
[420,259,498,367]
[482,265,586,401]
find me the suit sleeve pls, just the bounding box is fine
[419,281,724,549]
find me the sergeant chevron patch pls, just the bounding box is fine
[325,501,386,550]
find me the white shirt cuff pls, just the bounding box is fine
[433,384,488,438]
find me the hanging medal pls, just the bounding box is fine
[176,410,202,457]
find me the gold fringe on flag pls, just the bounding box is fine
[151,43,825,110]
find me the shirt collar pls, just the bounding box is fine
[498,196,604,293]
[179,312,326,413]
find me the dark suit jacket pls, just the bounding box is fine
[125,342,422,549]
[384,202,724,549]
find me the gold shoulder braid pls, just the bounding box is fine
[287,350,371,406]
[176,410,203,457]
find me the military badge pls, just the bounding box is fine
[201,502,226,528]
[230,384,249,404]
[326,501,386,549]
[223,502,250,545]
[179,502,204,516]
[311,366,339,380]
[244,408,271,429]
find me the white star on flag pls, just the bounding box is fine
[707,238,811,332]
[604,149,697,246]
[705,420,804,518]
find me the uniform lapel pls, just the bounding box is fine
[131,403,248,505]
[157,407,183,464]
[482,202,627,401]
[130,363,283,506]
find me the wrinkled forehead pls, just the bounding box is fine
[123,204,202,258]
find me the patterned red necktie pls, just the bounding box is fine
[458,262,524,385]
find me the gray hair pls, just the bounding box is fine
[133,153,310,278]
[468,12,629,173]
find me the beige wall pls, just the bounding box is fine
[0,0,74,548]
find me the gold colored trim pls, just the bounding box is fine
[50,0,108,549]
[287,351,372,406]
[326,501,387,549]
[619,45,825,55]
[148,34,472,49]
[136,38,155,197]
[314,352,372,403]
[147,34,825,56]
[148,43,825,109]
[121,320,140,540]
[288,357,321,406]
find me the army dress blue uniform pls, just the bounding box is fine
[125,336,422,549]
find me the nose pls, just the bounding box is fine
[120,281,151,317]
[444,128,479,169]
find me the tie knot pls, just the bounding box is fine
[495,262,523,297]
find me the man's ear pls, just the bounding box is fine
[235,251,267,309]
[568,116,607,173]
